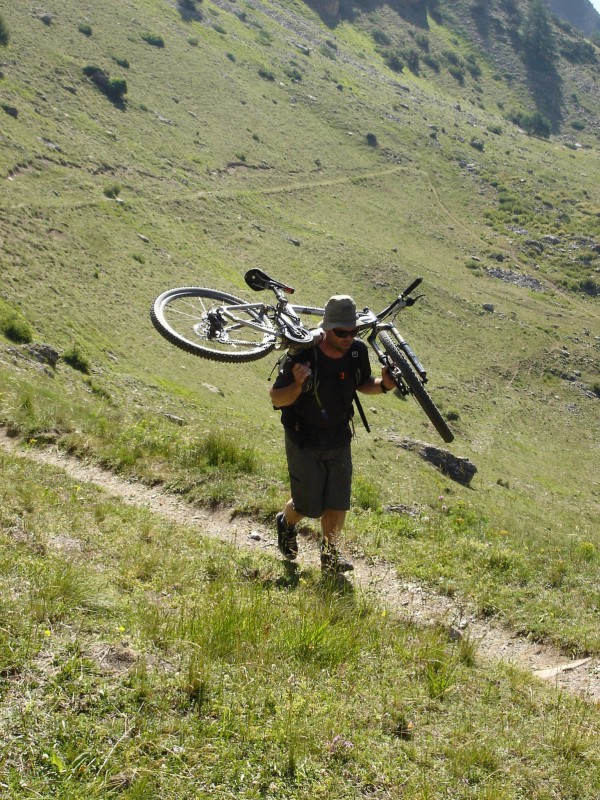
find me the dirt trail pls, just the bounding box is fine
[1,430,598,700]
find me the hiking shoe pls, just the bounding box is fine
[276,512,298,560]
[320,543,354,575]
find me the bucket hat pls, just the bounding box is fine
[321,295,357,330]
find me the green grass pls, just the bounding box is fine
[1,452,599,799]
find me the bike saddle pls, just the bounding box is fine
[244,268,294,294]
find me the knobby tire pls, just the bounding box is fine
[379,331,454,443]
[150,287,276,363]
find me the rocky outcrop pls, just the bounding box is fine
[395,438,477,486]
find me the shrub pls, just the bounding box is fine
[422,53,440,72]
[366,132,378,147]
[385,52,404,73]
[103,183,121,199]
[372,29,391,46]
[404,48,420,75]
[78,23,92,37]
[63,345,91,374]
[518,110,551,138]
[414,32,429,51]
[570,120,585,131]
[577,279,599,297]
[0,13,9,47]
[83,66,127,103]
[141,32,164,48]
[560,40,596,64]
[258,68,275,81]
[63,344,91,375]
[448,65,465,84]
[107,78,127,102]
[112,56,130,69]
[0,312,33,344]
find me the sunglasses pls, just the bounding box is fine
[332,328,359,339]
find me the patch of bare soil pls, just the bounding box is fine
[1,429,598,700]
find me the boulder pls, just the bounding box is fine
[396,438,477,486]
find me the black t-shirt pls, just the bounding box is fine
[273,340,372,449]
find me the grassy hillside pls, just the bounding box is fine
[1,0,600,793]
[1,0,599,638]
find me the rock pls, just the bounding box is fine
[24,343,59,368]
[202,383,224,396]
[39,13,53,25]
[542,235,561,245]
[2,105,18,119]
[164,413,186,426]
[396,438,478,486]
[482,303,495,313]
[137,234,150,243]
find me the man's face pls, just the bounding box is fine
[325,326,358,354]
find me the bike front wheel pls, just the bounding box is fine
[379,331,454,443]
[151,287,277,362]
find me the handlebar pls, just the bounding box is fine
[402,277,422,297]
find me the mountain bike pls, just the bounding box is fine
[150,268,454,443]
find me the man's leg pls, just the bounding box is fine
[320,509,346,547]
[276,499,304,560]
[320,509,353,574]
[284,498,305,527]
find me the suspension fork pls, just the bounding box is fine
[368,325,429,383]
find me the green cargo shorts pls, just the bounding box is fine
[284,433,353,518]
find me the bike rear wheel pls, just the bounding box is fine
[379,331,454,443]
[151,287,277,362]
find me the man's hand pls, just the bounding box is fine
[270,361,312,408]
[381,365,396,392]
[292,361,312,388]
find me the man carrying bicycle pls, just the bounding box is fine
[270,294,396,575]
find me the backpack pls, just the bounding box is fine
[277,342,371,435]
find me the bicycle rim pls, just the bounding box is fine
[150,287,277,362]
[379,331,454,443]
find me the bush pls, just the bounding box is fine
[366,132,378,147]
[63,345,91,374]
[83,66,127,103]
[103,183,121,199]
[78,23,92,37]
[112,56,130,69]
[404,48,420,75]
[141,32,164,48]
[517,110,551,138]
[0,13,9,47]
[422,54,440,72]
[385,51,404,73]
[107,78,127,102]
[258,68,275,81]
[1,314,33,344]
[448,65,465,84]
[372,29,391,46]
[577,279,599,297]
